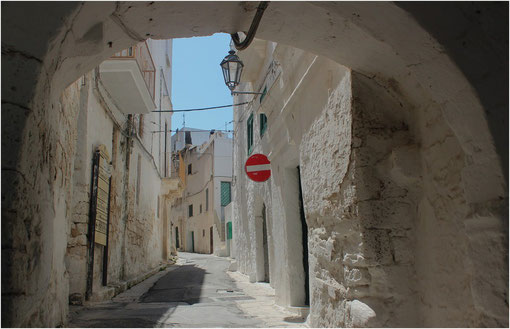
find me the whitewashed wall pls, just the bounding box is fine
[64,47,171,305]
[232,38,508,327]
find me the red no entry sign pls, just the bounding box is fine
[245,153,271,182]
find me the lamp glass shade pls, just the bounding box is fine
[220,51,244,91]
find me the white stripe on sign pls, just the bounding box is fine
[246,164,271,172]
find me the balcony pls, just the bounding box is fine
[99,41,156,114]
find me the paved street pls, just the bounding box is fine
[69,253,307,327]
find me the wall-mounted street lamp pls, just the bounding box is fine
[220,50,264,95]
[220,1,269,96]
[220,50,243,91]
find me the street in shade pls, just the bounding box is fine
[69,252,307,328]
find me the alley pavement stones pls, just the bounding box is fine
[68,253,308,328]
[227,270,309,328]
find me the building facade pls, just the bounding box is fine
[171,127,216,153]
[170,130,233,256]
[63,39,177,306]
[231,39,508,327]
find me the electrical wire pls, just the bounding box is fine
[152,101,250,113]
[151,129,233,134]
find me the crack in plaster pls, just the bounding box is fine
[2,167,31,187]
[54,3,84,73]
[1,46,42,63]
[1,101,32,112]
[355,71,409,106]
[110,3,145,42]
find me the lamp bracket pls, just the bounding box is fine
[232,91,265,95]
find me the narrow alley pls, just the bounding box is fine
[69,253,307,328]
[2,2,508,328]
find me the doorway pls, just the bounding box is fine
[297,166,309,306]
[210,227,214,254]
[175,227,180,249]
[262,203,270,283]
[191,231,195,253]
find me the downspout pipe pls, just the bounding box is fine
[231,1,269,51]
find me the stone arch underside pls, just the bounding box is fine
[2,1,507,327]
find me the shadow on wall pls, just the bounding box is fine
[397,2,509,182]
[348,72,420,327]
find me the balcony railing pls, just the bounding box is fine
[111,41,156,101]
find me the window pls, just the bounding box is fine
[200,204,202,213]
[247,113,254,155]
[203,229,205,237]
[260,113,267,137]
[157,195,159,218]
[205,188,209,211]
[185,131,192,144]
[188,163,192,175]
[188,204,193,217]
[221,181,231,206]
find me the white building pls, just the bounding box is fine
[170,131,233,256]
[231,38,477,327]
[171,127,216,152]
[64,39,177,305]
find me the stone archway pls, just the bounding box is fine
[2,2,507,327]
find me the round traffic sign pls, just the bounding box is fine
[245,153,271,182]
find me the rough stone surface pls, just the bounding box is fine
[233,40,507,328]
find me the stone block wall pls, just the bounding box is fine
[59,71,167,305]
[232,35,508,326]
[301,68,508,327]
[301,70,421,326]
[2,67,83,327]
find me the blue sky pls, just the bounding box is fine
[171,33,234,133]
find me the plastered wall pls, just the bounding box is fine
[233,40,508,327]
[60,69,169,306]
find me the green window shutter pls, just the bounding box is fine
[260,113,267,137]
[227,222,232,240]
[247,113,254,155]
[259,86,267,104]
[205,188,209,211]
[221,181,231,206]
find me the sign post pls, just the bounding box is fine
[245,153,271,182]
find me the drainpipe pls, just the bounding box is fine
[164,121,168,176]
[231,1,269,50]
[120,114,133,280]
[159,68,163,175]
